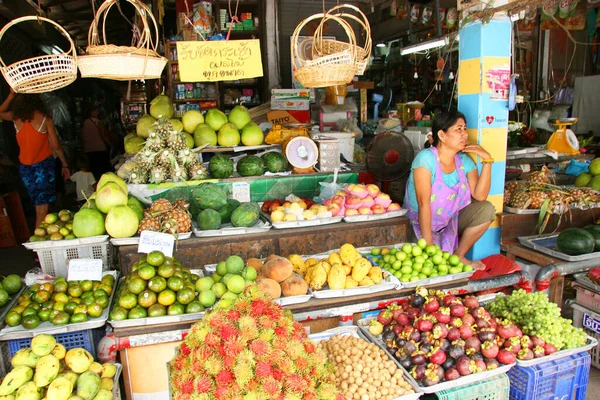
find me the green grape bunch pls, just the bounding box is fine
[486,289,588,350]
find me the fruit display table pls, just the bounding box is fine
[116,217,414,276]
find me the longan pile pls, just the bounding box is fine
[318,335,415,400]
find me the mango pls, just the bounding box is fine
[99,379,112,392]
[87,363,102,375]
[57,372,78,387]
[0,366,34,395]
[75,372,101,400]
[99,365,116,380]
[33,355,60,388]
[31,335,56,357]
[65,349,93,374]
[11,349,40,369]
[51,344,66,361]
[92,389,112,400]
[47,377,73,400]
[327,263,346,290]
[15,382,41,400]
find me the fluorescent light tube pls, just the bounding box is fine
[401,37,448,55]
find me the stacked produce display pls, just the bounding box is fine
[0,334,118,400]
[168,287,343,399]
[324,184,402,217]
[3,274,114,329]
[137,198,192,236]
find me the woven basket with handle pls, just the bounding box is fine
[292,13,358,88]
[0,16,77,93]
[313,4,372,75]
[77,0,167,80]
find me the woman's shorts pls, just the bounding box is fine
[20,156,56,206]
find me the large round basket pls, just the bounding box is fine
[292,13,358,88]
[0,16,77,93]
[313,4,372,75]
[77,0,167,80]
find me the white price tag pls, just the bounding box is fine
[138,231,175,257]
[232,182,251,203]
[68,259,103,282]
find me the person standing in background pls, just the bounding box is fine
[81,106,113,180]
[0,90,70,227]
[69,154,96,205]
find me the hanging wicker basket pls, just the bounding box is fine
[292,13,358,88]
[0,16,77,93]
[314,4,372,75]
[77,0,167,80]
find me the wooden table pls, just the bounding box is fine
[116,217,415,276]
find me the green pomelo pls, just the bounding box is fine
[136,115,156,138]
[72,208,106,237]
[124,136,145,154]
[228,105,252,130]
[217,123,240,147]
[590,159,600,176]
[127,195,145,210]
[193,124,218,147]
[97,172,128,194]
[240,122,264,146]
[95,182,128,214]
[205,109,228,132]
[591,175,600,191]
[575,172,592,187]
[182,110,204,133]
[105,205,139,238]
[169,119,184,132]
[129,203,144,222]
[149,93,174,119]
[183,132,194,149]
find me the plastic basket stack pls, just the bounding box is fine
[572,273,600,369]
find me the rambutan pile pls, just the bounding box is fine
[169,286,343,400]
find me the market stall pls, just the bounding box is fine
[2,0,600,398]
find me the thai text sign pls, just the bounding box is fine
[176,40,263,82]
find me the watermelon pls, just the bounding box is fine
[556,228,595,255]
[261,151,288,173]
[197,209,221,230]
[192,182,227,210]
[209,154,234,179]
[236,155,265,177]
[583,225,600,251]
[231,202,260,227]
[218,199,241,224]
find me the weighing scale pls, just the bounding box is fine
[284,136,318,174]
[546,118,580,155]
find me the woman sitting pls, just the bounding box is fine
[404,111,496,269]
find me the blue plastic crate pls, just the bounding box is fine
[8,329,99,359]
[437,373,510,400]
[508,352,591,400]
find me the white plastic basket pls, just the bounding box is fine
[572,302,600,369]
[23,235,112,277]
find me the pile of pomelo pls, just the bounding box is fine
[3,274,114,329]
[195,255,258,310]
[575,158,600,190]
[368,240,473,283]
[110,251,206,320]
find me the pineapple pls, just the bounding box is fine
[156,149,173,168]
[188,162,208,180]
[167,131,188,151]
[510,190,531,209]
[528,190,548,209]
[149,198,173,213]
[169,161,188,182]
[161,208,192,234]
[148,165,168,184]
[129,168,148,185]
[504,181,523,206]
[138,216,161,234]
[177,148,196,166]
[136,149,157,171]
[173,199,190,211]
[147,129,166,152]
[527,166,554,186]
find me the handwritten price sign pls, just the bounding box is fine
[176,40,264,82]
[138,231,175,257]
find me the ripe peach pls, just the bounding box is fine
[362,196,375,208]
[358,206,373,215]
[387,203,402,211]
[367,184,380,197]
[371,205,386,214]
[345,208,359,216]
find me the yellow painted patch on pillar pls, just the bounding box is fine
[486,194,504,228]
[458,59,481,95]
[467,128,479,163]
[480,128,508,162]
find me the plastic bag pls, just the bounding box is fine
[565,159,590,176]
[337,118,364,142]
[314,168,343,203]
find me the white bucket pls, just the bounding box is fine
[312,132,354,162]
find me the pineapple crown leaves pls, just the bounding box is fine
[169,287,341,398]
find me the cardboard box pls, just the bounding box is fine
[177,12,191,32]
[271,89,311,99]
[182,30,198,41]
[270,97,310,111]
[267,110,311,124]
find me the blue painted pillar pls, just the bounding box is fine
[457,17,512,260]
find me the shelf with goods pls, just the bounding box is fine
[214,0,266,109]
[164,41,220,116]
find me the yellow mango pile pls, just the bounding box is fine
[287,244,384,291]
